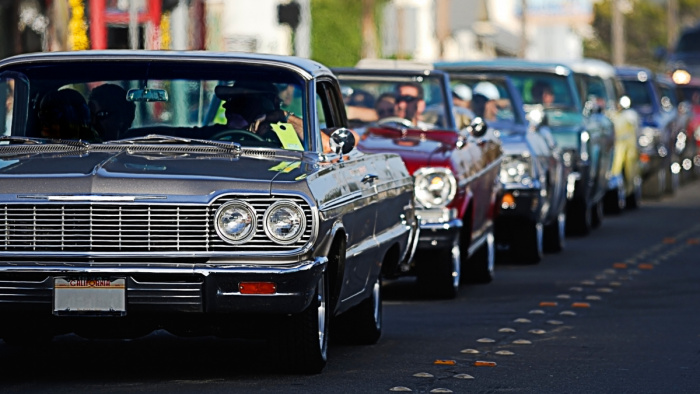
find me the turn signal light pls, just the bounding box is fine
[640,153,650,163]
[501,193,516,209]
[239,282,277,294]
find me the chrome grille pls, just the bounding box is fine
[0,195,313,254]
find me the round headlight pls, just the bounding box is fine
[215,201,257,244]
[264,201,306,244]
[414,167,457,209]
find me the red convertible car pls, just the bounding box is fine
[334,64,502,298]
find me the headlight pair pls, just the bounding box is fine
[500,155,534,185]
[414,167,457,208]
[215,200,306,245]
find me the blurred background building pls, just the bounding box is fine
[0,0,695,71]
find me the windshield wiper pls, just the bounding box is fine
[103,134,241,152]
[0,136,89,148]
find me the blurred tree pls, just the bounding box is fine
[584,0,700,71]
[310,0,388,67]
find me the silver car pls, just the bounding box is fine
[0,51,419,374]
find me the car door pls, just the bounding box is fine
[315,79,380,304]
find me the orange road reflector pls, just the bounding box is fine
[613,263,628,269]
[687,238,700,245]
[539,301,558,307]
[663,237,676,244]
[474,361,497,367]
[638,263,654,270]
[572,302,591,308]
[434,360,457,365]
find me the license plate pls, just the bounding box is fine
[54,277,126,315]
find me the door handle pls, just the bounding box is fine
[362,174,379,184]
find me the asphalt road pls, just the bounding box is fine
[1,180,700,393]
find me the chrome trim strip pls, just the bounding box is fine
[458,157,502,188]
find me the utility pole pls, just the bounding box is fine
[612,0,624,66]
[361,0,378,59]
[519,0,527,58]
[436,0,450,60]
[668,0,678,50]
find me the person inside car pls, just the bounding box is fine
[37,88,99,141]
[531,80,555,107]
[395,81,431,128]
[471,81,500,122]
[88,83,136,141]
[375,92,396,120]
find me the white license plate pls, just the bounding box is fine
[54,277,126,315]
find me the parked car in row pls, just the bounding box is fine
[656,74,693,185]
[674,76,700,175]
[443,72,568,263]
[438,60,615,235]
[334,62,502,298]
[615,66,683,198]
[567,59,642,212]
[0,50,421,374]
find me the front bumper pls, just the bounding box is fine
[496,186,541,222]
[0,258,326,316]
[415,207,463,250]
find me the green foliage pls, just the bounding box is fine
[310,0,363,67]
[310,0,389,67]
[584,0,700,71]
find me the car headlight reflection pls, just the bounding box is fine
[500,155,533,185]
[639,127,660,148]
[215,201,257,244]
[414,168,457,208]
[264,200,306,244]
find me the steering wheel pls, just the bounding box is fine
[377,116,414,128]
[210,129,264,142]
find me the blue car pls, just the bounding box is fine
[437,60,615,236]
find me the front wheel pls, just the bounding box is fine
[543,213,566,253]
[333,276,382,345]
[566,198,592,236]
[462,231,495,284]
[275,271,329,374]
[512,220,543,264]
[416,241,461,299]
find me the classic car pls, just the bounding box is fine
[0,50,419,374]
[437,60,615,236]
[675,76,700,176]
[567,59,642,212]
[656,75,693,185]
[442,73,568,263]
[333,64,502,299]
[615,66,682,198]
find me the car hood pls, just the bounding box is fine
[356,127,458,173]
[499,132,530,156]
[0,148,313,197]
[548,124,584,151]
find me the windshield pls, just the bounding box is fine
[506,72,577,112]
[448,76,521,128]
[335,73,450,130]
[676,30,700,53]
[0,60,308,151]
[620,80,656,113]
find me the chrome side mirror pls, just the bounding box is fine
[329,128,356,156]
[465,117,488,138]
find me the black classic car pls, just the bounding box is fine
[333,64,502,298]
[0,51,419,374]
[444,73,568,263]
[437,60,615,236]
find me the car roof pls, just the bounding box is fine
[564,58,617,79]
[435,58,574,76]
[0,50,333,81]
[332,67,448,79]
[614,65,655,79]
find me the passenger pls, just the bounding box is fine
[374,92,396,120]
[452,84,472,110]
[394,81,430,128]
[471,81,500,122]
[88,84,136,141]
[37,88,98,141]
[531,80,555,106]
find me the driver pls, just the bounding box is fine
[394,81,431,129]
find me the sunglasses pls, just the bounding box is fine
[396,95,419,103]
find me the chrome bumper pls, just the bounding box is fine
[0,257,327,315]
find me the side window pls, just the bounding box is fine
[315,80,344,130]
[0,78,15,137]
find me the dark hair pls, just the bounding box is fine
[89,83,136,127]
[395,82,424,99]
[39,88,94,139]
[531,80,552,101]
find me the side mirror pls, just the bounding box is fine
[619,95,631,110]
[465,117,488,138]
[329,128,356,156]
